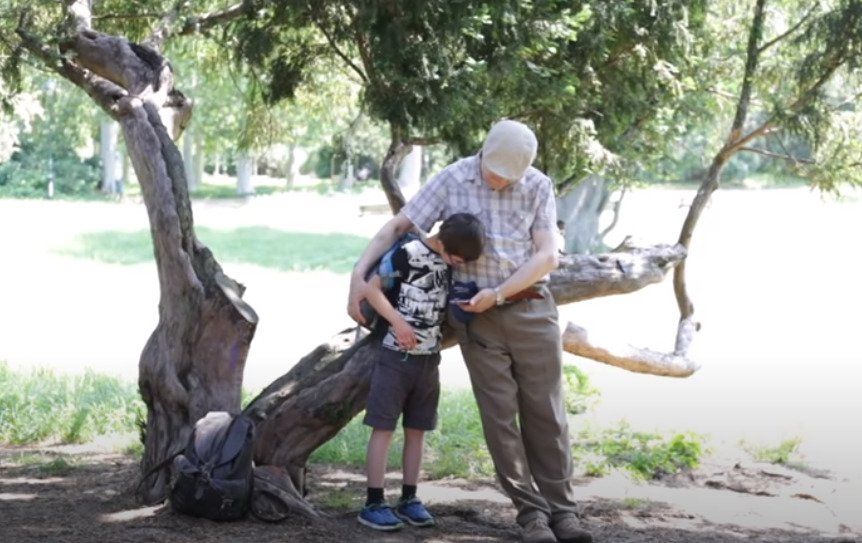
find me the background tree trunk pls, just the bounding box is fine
[557,175,610,254]
[397,144,422,200]
[379,125,411,214]
[236,153,255,195]
[99,118,119,194]
[182,126,197,191]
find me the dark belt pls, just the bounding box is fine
[503,286,545,303]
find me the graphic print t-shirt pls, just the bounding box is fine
[381,239,451,354]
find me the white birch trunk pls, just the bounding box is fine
[100,118,119,194]
[182,126,197,191]
[236,154,255,195]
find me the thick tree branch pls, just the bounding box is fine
[15,25,126,117]
[549,244,687,305]
[316,22,367,83]
[562,322,699,378]
[729,0,767,142]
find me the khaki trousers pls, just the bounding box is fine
[449,287,578,525]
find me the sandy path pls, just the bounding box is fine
[1,186,860,500]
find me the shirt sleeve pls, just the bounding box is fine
[402,168,448,232]
[531,175,557,233]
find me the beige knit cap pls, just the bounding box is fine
[481,119,538,181]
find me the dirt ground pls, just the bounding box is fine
[1,442,859,543]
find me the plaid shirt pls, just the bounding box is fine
[403,154,557,289]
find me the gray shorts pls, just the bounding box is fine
[363,345,441,431]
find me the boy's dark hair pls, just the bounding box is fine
[438,213,484,262]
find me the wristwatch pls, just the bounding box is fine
[493,286,506,306]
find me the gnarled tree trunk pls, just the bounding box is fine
[17,21,261,503]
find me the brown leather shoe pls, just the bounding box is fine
[551,514,593,543]
[521,515,556,543]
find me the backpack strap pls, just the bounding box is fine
[135,445,185,496]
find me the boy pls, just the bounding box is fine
[358,212,484,531]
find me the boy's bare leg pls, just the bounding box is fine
[402,427,426,486]
[367,429,395,488]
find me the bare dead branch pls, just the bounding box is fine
[179,2,247,35]
[562,322,700,377]
[146,1,250,51]
[757,6,818,55]
[739,146,814,164]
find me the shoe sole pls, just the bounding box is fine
[357,514,404,531]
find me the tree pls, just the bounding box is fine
[3,0,859,519]
[563,0,862,374]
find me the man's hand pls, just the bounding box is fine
[346,211,416,325]
[456,287,497,314]
[347,274,369,325]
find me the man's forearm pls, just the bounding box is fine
[352,212,413,280]
[494,248,558,298]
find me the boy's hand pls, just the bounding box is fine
[392,320,418,351]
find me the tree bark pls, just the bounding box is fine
[379,124,411,214]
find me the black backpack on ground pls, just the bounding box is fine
[169,411,256,521]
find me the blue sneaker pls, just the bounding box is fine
[357,502,405,531]
[396,496,435,527]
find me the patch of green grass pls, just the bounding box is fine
[122,439,145,459]
[0,362,144,445]
[620,497,649,509]
[191,183,284,199]
[563,364,600,415]
[316,487,363,511]
[424,390,493,479]
[57,227,370,273]
[8,452,79,475]
[574,423,704,480]
[310,390,493,480]
[744,437,802,465]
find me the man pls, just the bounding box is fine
[348,119,592,543]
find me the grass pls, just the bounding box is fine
[310,389,493,479]
[0,362,704,482]
[574,423,704,480]
[0,362,144,444]
[743,437,804,466]
[56,227,370,273]
[7,452,80,475]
